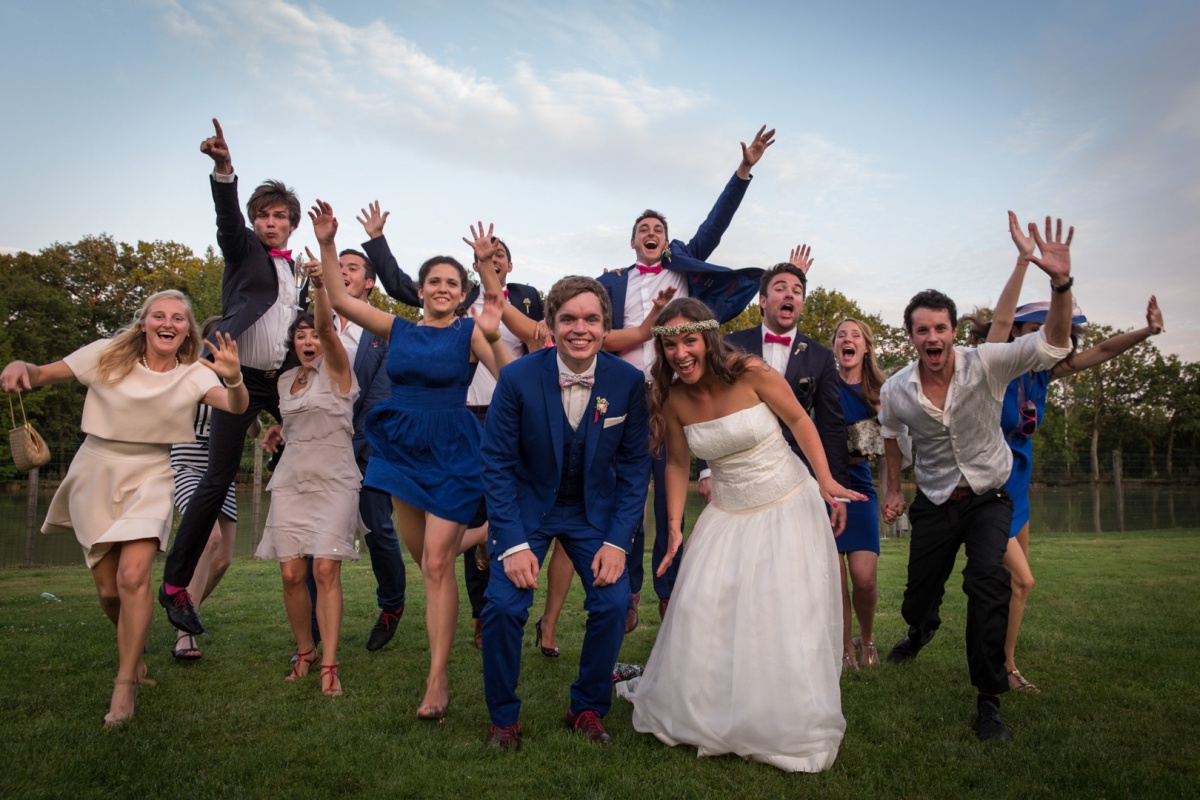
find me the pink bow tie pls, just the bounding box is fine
[270,248,293,260]
[636,264,662,275]
[764,332,792,346]
[559,373,595,388]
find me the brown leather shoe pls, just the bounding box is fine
[567,709,614,745]
[625,592,640,634]
[658,597,670,621]
[473,618,483,651]
[484,722,521,751]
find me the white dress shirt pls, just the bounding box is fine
[761,324,797,375]
[466,293,525,406]
[622,265,689,379]
[333,313,362,366]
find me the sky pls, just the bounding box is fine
[4,1,1198,360]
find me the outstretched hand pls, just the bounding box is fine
[356,201,389,239]
[789,243,813,275]
[1146,295,1164,334]
[199,332,242,383]
[471,289,504,337]
[1008,211,1035,263]
[262,424,284,454]
[1027,216,1074,284]
[462,221,501,267]
[302,247,324,288]
[737,125,776,177]
[0,361,32,393]
[200,118,232,174]
[818,477,867,512]
[308,200,338,245]
[651,286,677,313]
[655,526,683,577]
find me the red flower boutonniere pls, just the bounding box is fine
[594,397,609,423]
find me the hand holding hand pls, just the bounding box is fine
[697,476,712,504]
[308,200,338,245]
[738,125,776,177]
[655,526,683,578]
[1027,216,1074,284]
[503,549,540,590]
[200,332,242,383]
[882,488,907,524]
[356,201,389,239]
[200,118,232,173]
[0,361,32,393]
[1146,295,1164,334]
[1008,211,1035,263]
[789,243,813,275]
[593,545,628,587]
[262,424,284,454]
[829,502,847,537]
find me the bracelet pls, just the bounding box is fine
[225,375,244,389]
[1016,259,1029,267]
[485,330,502,344]
[1051,276,1074,294]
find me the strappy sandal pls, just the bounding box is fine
[853,635,880,667]
[1008,668,1041,694]
[103,678,138,729]
[286,646,318,681]
[173,631,202,661]
[320,662,342,697]
[417,695,450,722]
[842,651,860,672]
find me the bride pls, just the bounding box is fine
[616,297,865,772]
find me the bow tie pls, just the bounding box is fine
[559,373,595,388]
[269,248,293,260]
[764,332,792,346]
[636,264,662,275]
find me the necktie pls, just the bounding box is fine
[636,264,662,275]
[764,332,792,346]
[559,373,595,388]
[269,248,293,260]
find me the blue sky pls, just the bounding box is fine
[4,1,1197,359]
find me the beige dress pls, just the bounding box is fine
[256,358,361,562]
[41,339,220,567]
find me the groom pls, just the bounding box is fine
[479,276,651,752]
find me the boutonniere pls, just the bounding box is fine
[523,297,531,315]
[594,397,609,423]
[662,246,673,263]
[794,341,808,356]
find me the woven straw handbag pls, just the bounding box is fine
[8,393,50,471]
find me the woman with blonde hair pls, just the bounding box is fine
[0,290,247,727]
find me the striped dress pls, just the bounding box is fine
[171,404,237,521]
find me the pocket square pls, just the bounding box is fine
[603,414,627,428]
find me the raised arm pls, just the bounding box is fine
[357,201,422,307]
[602,287,677,352]
[1052,295,1164,379]
[0,359,76,392]
[302,256,353,394]
[735,125,776,180]
[311,200,396,341]
[988,211,1038,343]
[200,117,233,176]
[1027,216,1075,350]
[199,333,249,414]
[463,222,517,376]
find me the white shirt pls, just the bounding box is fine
[622,265,688,379]
[466,293,525,406]
[212,170,294,371]
[761,324,797,375]
[879,328,1070,504]
[332,314,362,367]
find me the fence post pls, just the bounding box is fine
[24,468,39,566]
[1112,450,1125,532]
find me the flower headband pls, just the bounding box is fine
[651,319,720,337]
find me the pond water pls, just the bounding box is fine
[1,483,1196,568]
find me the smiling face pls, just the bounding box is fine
[418,262,466,317]
[760,273,806,334]
[658,316,709,384]
[552,291,607,373]
[631,215,667,266]
[908,307,956,375]
[253,202,296,249]
[143,298,191,360]
[292,322,322,366]
[833,320,867,372]
[339,252,374,302]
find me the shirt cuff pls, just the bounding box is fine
[498,543,530,561]
[602,542,629,554]
[211,170,235,184]
[697,468,712,481]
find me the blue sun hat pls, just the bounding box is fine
[1013,300,1087,325]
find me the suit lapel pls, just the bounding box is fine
[783,334,805,386]
[542,353,565,472]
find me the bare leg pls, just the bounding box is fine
[838,553,857,668]
[1004,525,1036,688]
[199,515,237,602]
[280,558,317,678]
[536,540,575,650]
[103,539,158,725]
[313,557,343,696]
[174,517,233,656]
[848,550,879,664]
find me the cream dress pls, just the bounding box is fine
[41,339,220,567]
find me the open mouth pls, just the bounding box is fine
[839,344,857,361]
[924,345,945,365]
[673,356,698,377]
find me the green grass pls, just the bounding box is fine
[2,531,1198,799]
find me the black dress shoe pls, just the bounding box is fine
[567,709,614,745]
[366,606,403,652]
[886,635,923,665]
[484,722,521,751]
[159,584,204,635]
[976,697,1012,741]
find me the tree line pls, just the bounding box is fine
[2,236,1196,483]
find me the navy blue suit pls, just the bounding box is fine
[596,172,763,603]
[362,234,422,308]
[479,349,650,726]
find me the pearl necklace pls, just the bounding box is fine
[297,370,309,385]
[141,354,180,373]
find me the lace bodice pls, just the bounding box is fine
[685,403,811,512]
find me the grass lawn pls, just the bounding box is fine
[2,530,1197,799]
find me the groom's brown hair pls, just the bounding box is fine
[545,276,612,331]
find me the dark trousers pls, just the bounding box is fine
[902,487,1013,695]
[481,502,628,727]
[163,366,280,587]
[360,483,406,612]
[463,405,490,619]
[628,393,681,601]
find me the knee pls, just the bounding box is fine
[280,562,308,590]
[313,559,340,588]
[116,562,151,595]
[851,571,878,596]
[586,585,628,621]
[1011,571,1034,598]
[97,584,120,610]
[421,550,455,581]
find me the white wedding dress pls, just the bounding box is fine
[616,403,845,772]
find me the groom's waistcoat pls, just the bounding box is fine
[558,417,587,506]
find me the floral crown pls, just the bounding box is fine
[651,319,719,337]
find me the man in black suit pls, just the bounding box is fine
[701,249,850,534]
[160,119,305,633]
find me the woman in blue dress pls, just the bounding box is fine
[970,212,1165,692]
[312,201,512,719]
[831,319,888,670]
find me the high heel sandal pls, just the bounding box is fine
[417,695,450,722]
[320,663,342,697]
[103,678,138,729]
[853,635,880,667]
[842,651,860,673]
[286,646,318,681]
[1008,668,1041,694]
[535,617,559,658]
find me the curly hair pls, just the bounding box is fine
[97,290,202,383]
[832,318,886,409]
[648,297,754,451]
